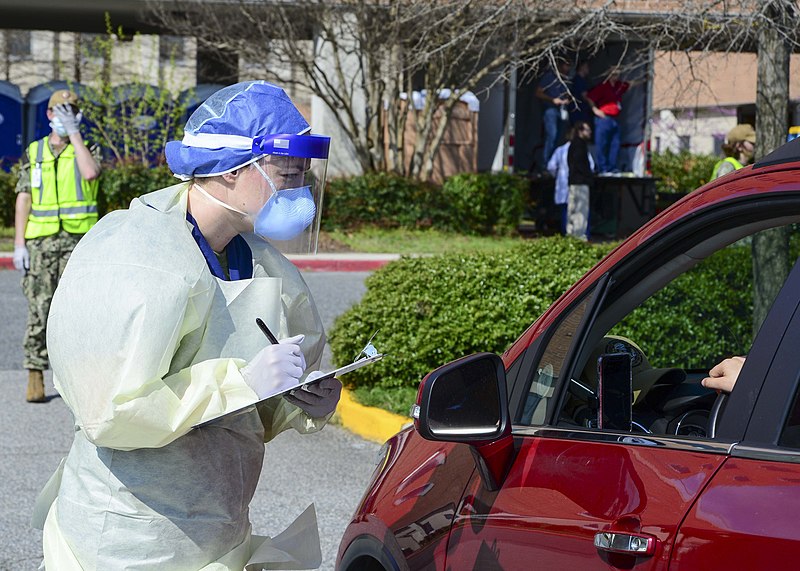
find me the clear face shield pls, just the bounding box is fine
[250,134,329,255]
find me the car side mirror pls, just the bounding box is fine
[414,352,510,443]
[413,352,514,490]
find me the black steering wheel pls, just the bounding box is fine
[707,392,728,439]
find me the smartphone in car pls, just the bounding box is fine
[597,353,632,431]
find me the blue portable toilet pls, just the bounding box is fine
[0,81,24,171]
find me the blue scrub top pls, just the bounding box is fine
[186,211,254,281]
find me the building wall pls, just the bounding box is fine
[1,30,196,97]
[651,108,738,155]
[652,51,800,155]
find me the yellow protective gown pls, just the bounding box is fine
[35,182,328,570]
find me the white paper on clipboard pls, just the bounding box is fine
[193,352,384,429]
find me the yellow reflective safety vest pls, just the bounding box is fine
[711,156,744,180]
[25,138,99,239]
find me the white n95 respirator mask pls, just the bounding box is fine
[252,184,316,242]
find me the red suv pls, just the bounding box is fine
[337,140,800,570]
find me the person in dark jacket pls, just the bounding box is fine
[566,121,594,240]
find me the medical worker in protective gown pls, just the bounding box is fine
[32,81,343,570]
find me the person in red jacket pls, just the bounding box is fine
[587,71,629,174]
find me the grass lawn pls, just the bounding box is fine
[322,227,527,255]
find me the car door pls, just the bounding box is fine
[443,204,800,569]
[443,290,737,570]
[670,255,800,568]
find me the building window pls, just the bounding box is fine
[160,36,185,61]
[678,135,691,152]
[81,33,108,60]
[6,30,31,57]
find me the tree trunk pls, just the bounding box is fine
[752,1,791,336]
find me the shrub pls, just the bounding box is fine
[439,172,528,235]
[651,150,719,195]
[0,166,17,227]
[322,171,529,235]
[322,172,443,231]
[328,237,610,414]
[97,163,176,214]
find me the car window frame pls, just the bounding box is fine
[510,191,800,445]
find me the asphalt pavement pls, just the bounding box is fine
[0,268,380,571]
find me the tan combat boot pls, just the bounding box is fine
[26,369,46,403]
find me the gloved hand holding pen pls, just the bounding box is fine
[240,334,307,399]
[286,370,343,418]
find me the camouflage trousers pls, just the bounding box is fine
[21,231,83,370]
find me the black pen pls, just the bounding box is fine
[255,318,279,345]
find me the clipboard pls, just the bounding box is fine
[299,352,384,384]
[193,333,384,429]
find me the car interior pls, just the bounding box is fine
[519,208,800,440]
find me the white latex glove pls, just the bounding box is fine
[52,103,81,136]
[13,245,29,272]
[285,370,343,418]
[240,334,307,399]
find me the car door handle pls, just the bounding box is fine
[594,531,657,556]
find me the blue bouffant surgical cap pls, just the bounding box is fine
[165,81,310,179]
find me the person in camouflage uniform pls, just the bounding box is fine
[14,89,101,402]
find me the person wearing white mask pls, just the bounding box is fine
[34,81,340,570]
[13,89,101,403]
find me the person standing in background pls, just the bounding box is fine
[712,124,756,179]
[548,126,596,235]
[569,60,594,126]
[536,57,572,168]
[566,121,595,240]
[587,71,629,174]
[13,89,101,403]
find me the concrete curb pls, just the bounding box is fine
[335,389,412,444]
[288,253,399,272]
[0,253,399,272]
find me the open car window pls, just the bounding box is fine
[557,222,800,439]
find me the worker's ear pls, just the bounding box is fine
[220,170,239,184]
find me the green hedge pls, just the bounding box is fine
[322,171,529,235]
[0,167,17,227]
[330,236,778,415]
[439,172,528,235]
[98,163,176,214]
[322,172,444,231]
[651,150,719,195]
